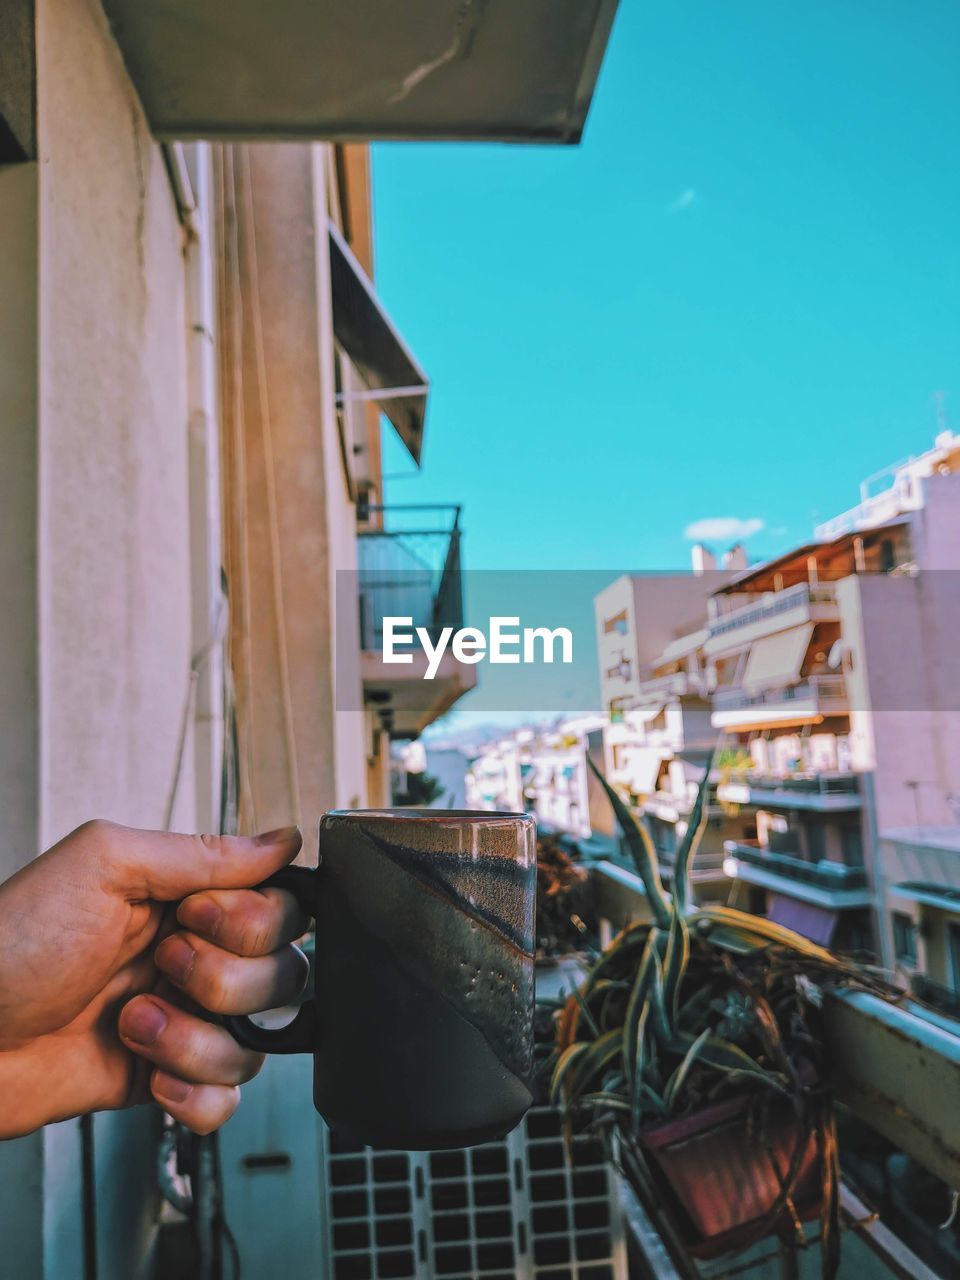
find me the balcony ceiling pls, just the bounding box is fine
[99,0,619,142]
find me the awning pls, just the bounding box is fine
[742,624,813,691]
[100,0,620,143]
[891,882,960,914]
[330,222,428,465]
[768,894,839,947]
[625,703,665,730]
[660,628,709,665]
[624,747,665,795]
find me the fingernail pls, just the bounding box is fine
[152,1071,192,1104]
[255,825,300,845]
[179,895,223,938]
[122,997,167,1046]
[156,935,196,985]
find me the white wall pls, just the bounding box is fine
[840,573,960,833]
[30,1,195,1276]
[38,0,193,844]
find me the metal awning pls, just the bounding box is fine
[330,222,428,465]
[742,624,813,691]
[768,894,839,946]
[659,628,709,665]
[624,747,665,796]
[625,703,665,730]
[891,882,960,914]
[99,0,619,143]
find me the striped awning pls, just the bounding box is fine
[768,893,838,946]
[742,624,813,691]
[329,221,429,465]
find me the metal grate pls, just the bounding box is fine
[322,1106,626,1280]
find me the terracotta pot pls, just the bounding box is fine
[637,1092,822,1259]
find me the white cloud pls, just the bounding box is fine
[667,188,698,213]
[684,516,765,543]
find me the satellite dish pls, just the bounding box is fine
[827,639,844,670]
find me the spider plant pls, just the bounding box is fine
[550,755,891,1276]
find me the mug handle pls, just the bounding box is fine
[222,865,319,1054]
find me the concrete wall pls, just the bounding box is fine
[839,573,960,834]
[0,1,197,1276]
[37,0,193,844]
[595,572,727,719]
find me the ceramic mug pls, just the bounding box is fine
[225,809,537,1150]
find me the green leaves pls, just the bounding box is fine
[671,749,714,915]
[662,908,691,1029]
[622,928,661,1091]
[663,1027,712,1113]
[587,754,672,929]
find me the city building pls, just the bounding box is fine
[465,718,607,844]
[714,431,960,962]
[595,568,747,898]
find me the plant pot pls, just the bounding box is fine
[636,1092,822,1259]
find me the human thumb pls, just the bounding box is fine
[88,821,304,902]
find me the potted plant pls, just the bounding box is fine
[550,755,890,1277]
[535,832,598,961]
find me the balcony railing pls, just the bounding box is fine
[713,673,848,714]
[357,504,463,652]
[631,670,706,703]
[708,581,836,638]
[740,770,859,795]
[912,974,960,1021]
[725,838,869,891]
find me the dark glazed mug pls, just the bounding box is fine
[225,809,536,1150]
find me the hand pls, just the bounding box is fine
[0,821,310,1138]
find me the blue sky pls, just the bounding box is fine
[371,0,959,580]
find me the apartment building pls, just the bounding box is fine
[465,718,607,844]
[0,3,617,1276]
[583,433,960,954]
[594,569,748,898]
[713,432,960,966]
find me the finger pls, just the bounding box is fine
[79,819,303,902]
[154,931,309,1015]
[118,994,265,1085]
[151,1070,240,1135]
[177,887,310,957]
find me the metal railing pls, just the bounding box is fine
[708,581,837,638]
[713,673,848,713]
[357,504,463,651]
[912,974,960,1021]
[614,670,708,711]
[731,770,860,796]
[725,838,869,891]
